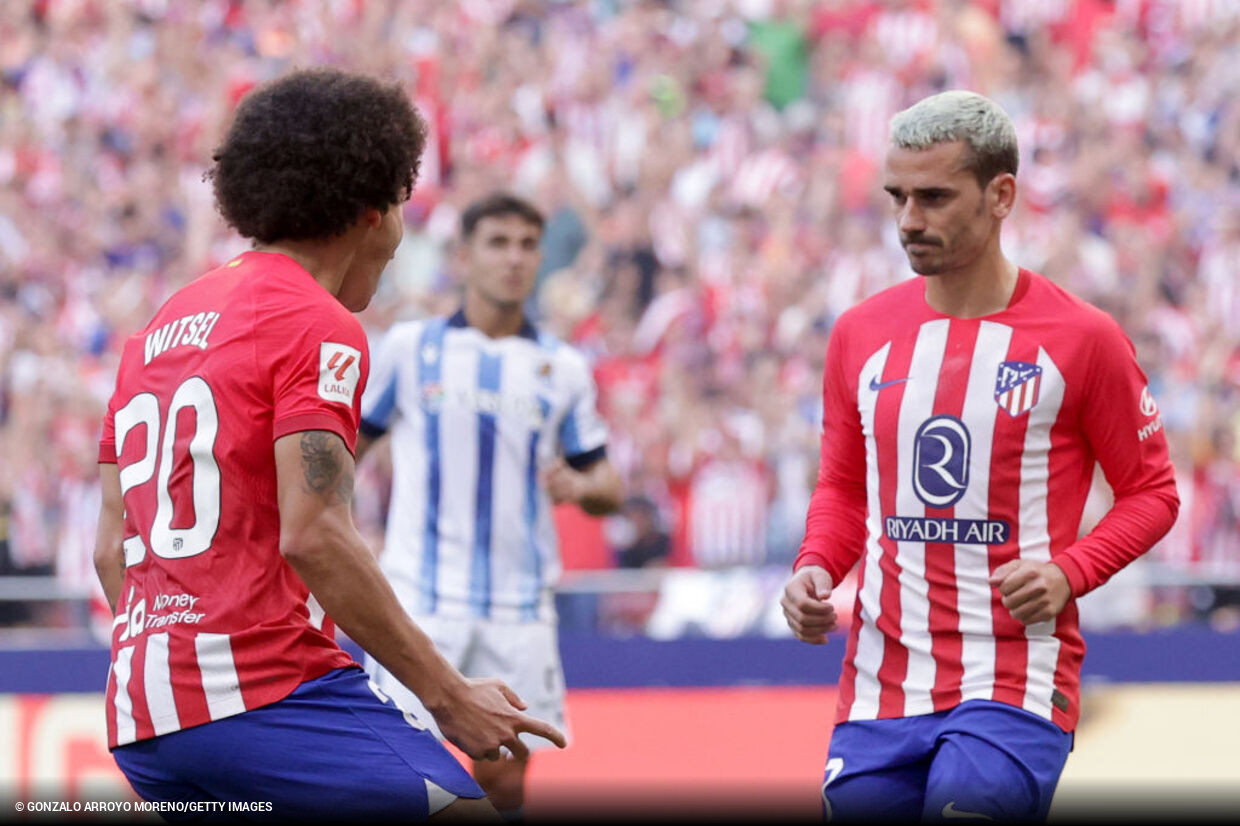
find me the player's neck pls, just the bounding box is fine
[463,294,527,339]
[255,239,357,300]
[923,251,1020,319]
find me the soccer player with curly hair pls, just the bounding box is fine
[95,68,563,821]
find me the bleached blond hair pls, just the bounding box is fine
[889,91,1019,187]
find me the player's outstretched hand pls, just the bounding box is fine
[436,677,567,762]
[989,560,1072,625]
[781,565,837,645]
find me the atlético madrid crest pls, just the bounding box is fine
[995,360,1042,418]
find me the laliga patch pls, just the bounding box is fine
[318,342,361,405]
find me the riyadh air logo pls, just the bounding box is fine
[318,342,361,405]
[913,415,971,508]
[994,360,1042,418]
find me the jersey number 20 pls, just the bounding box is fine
[113,376,221,565]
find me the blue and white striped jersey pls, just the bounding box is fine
[360,310,608,622]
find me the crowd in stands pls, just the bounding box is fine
[1,0,1238,630]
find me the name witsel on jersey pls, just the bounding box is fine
[144,311,222,365]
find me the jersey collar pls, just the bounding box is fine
[448,308,539,342]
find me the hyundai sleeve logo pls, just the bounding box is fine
[913,415,971,508]
[1139,385,1158,418]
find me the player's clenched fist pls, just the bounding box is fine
[781,565,838,645]
[541,458,586,505]
[989,560,1072,625]
[433,677,567,762]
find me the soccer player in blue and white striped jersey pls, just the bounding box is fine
[356,193,622,819]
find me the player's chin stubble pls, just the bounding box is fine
[905,249,947,276]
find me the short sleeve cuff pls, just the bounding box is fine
[99,441,117,464]
[273,412,358,455]
[565,445,606,470]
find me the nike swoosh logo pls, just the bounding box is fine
[869,376,909,392]
[941,801,994,820]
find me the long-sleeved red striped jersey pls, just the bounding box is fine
[795,269,1178,732]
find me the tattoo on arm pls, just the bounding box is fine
[299,431,354,505]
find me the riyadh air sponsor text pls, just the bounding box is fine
[884,515,1011,545]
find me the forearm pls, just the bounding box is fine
[1067,319,1181,597]
[282,520,467,713]
[93,463,125,612]
[1051,480,1179,596]
[276,431,466,714]
[95,544,124,613]
[354,431,375,462]
[577,460,623,516]
[795,477,867,585]
[799,321,868,584]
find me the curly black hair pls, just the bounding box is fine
[207,67,427,244]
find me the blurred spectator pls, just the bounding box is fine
[609,495,672,570]
[0,500,43,626]
[2,0,1239,631]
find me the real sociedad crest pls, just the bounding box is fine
[995,360,1042,418]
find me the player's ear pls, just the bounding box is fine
[362,207,384,229]
[990,173,1016,219]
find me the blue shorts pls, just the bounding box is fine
[112,667,484,821]
[822,700,1073,823]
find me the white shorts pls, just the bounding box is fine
[364,614,569,754]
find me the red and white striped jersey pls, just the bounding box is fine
[870,6,939,68]
[689,458,770,568]
[796,270,1177,732]
[98,252,366,748]
[840,66,901,163]
[730,149,801,209]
